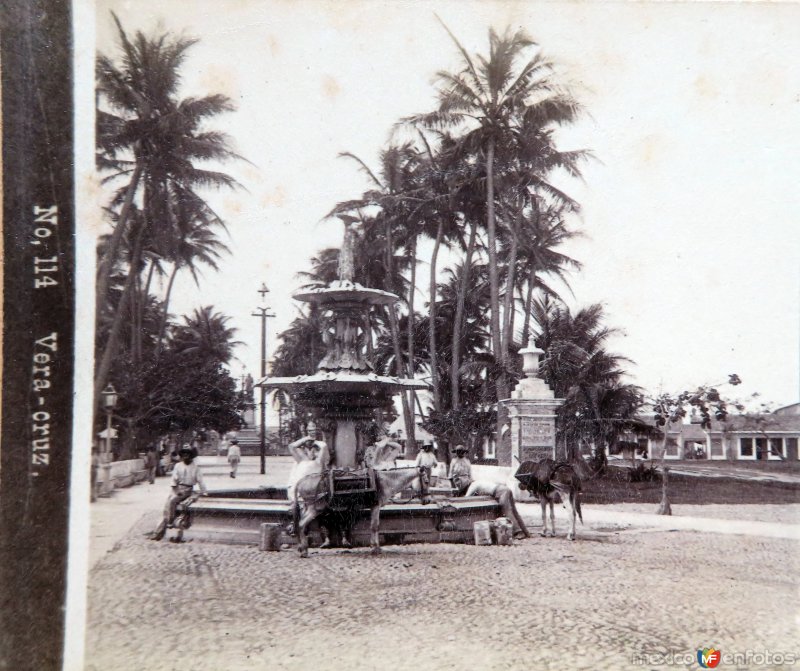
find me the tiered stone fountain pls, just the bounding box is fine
[261,219,428,469]
[184,220,501,547]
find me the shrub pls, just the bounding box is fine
[628,463,660,483]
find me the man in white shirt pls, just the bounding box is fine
[364,435,403,469]
[286,423,330,502]
[285,422,332,541]
[448,444,473,495]
[466,480,530,539]
[414,444,438,484]
[227,438,241,478]
[151,445,208,542]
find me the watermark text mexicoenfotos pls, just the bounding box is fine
[632,649,798,667]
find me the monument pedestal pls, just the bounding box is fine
[500,347,563,465]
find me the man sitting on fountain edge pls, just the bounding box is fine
[150,444,208,542]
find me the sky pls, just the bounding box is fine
[91,0,800,408]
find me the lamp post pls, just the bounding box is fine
[252,283,275,475]
[101,383,118,461]
[98,384,118,496]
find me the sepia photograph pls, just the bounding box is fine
[2,1,800,669]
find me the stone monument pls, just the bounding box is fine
[500,346,564,464]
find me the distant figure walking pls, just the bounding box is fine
[448,444,473,496]
[143,446,158,484]
[151,445,208,543]
[90,446,100,502]
[466,480,531,539]
[227,438,241,478]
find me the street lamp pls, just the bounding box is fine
[101,383,118,461]
[252,284,275,475]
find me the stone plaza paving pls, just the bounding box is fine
[85,458,800,671]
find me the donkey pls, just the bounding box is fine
[293,466,430,557]
[515,459,583,540]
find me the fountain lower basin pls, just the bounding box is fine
[183,489,501,548]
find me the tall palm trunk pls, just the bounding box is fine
[450,219,478,408]
[388,306,415,443]
[428,219,444,412]
[156,263,180,357]
[131,257,152,363]
[96,161,142,319]
[486,138,509,460]
[508,289,518,350]
[137,258,157,360]
[384,217,414,446]
[521,266,536,347]
[406,233,418,444]
[501,207,522,359]
[485,138,502,360]
[129,265,139,358]
[94,208,149,404]
[407,233,417,373]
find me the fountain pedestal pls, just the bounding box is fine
[501,347,564,463]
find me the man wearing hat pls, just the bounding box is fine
[414,443,438,484]
[448,444,473,496]
[151,444,208,542]
[227,438,241,478]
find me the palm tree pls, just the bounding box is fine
[95,14,241,403]
[170,306,240,365]
[531,299,628,396]
[436,261,492,409]
[529,298,646,459]
[447,165,486,409]
[516,205,581,347]
[562,381,649,463]
[405,24,584,456]
[271,308,327,377]
[155,210,229,356]
[493,109,587,358]
[332,144,423,444]
[296,248,340,290]
[406,24,581,360]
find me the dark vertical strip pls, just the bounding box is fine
[0,1,75,669]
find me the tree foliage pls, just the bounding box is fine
[95,16,246,456]
[272,24,634,460]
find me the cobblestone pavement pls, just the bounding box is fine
[86,502,800,670]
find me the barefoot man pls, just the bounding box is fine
[286,422,330,533]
